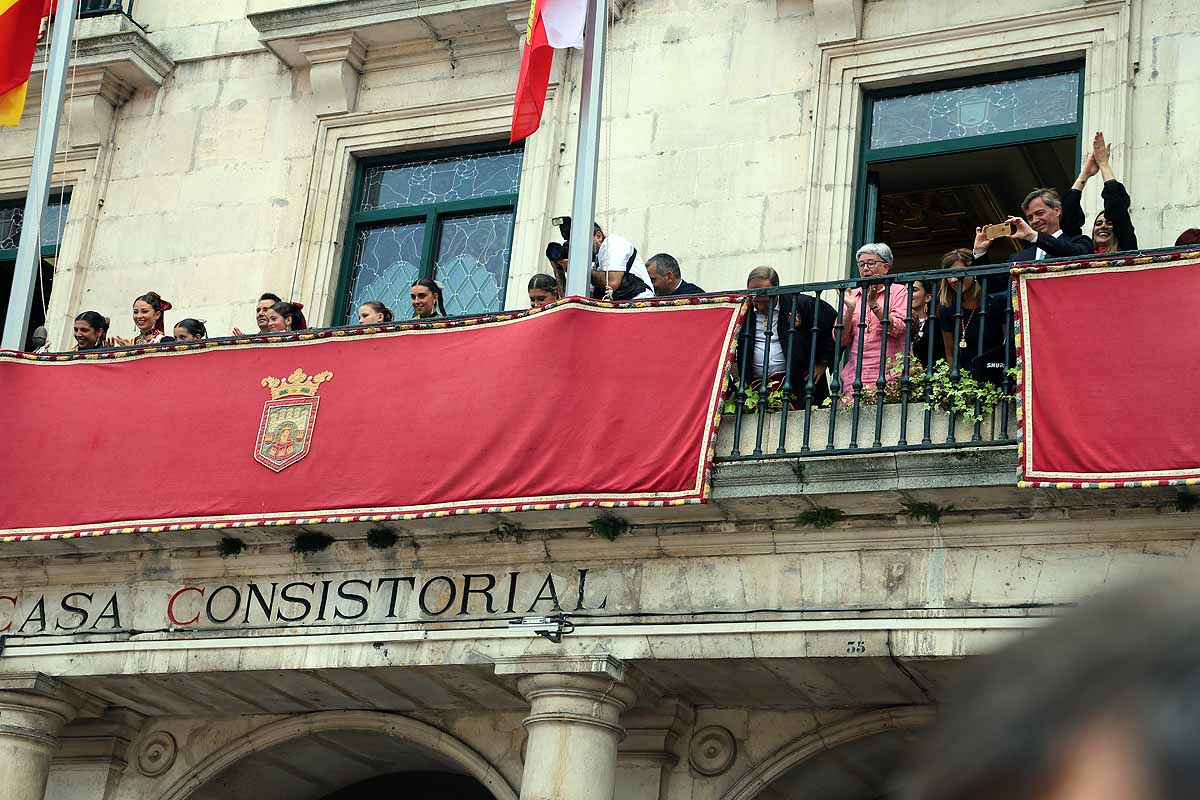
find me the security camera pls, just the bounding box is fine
[507,614,575,643]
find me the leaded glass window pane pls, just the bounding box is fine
[360,150,524,212]
[433,211,515,316]
[870,71,1079,150]
[343,220,424,324]
[0,196,70,252]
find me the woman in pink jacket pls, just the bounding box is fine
[838,243,909,405]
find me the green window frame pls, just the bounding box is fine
[0,195,69,262]
[335,142,524,324]
[852,63,1086,260]
[1,194,70,349]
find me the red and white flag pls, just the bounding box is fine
[509,0,587,143]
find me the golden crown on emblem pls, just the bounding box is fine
[261,368,334,399]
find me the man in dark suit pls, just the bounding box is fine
[743,266,838,406]
[646,253,705,296]
[971,188,1093,265]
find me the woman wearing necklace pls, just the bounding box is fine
[109,291,172,346]
[908,279,945,369]
[936,249,1007,380]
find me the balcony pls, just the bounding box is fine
[4,248,1191,558]
[79,0,132,18]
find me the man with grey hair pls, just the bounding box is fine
[742,266,837,405]
[972,188,1093,264]
[646,253,705,296]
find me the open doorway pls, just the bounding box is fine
[869,137,1076,271]
[855,66,1083,272]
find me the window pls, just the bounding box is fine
[0,195,69,350]
[855,66,1084,270]
[338,145,523,323]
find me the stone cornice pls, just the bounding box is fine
[248,0,632,69]
[30,14,173,92]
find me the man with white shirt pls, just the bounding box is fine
[545,218,655,300]
[590,223,655,300]
[971,188,1093,265]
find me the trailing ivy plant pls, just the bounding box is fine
[366,526,399,550]
[492,519,526,543]
[901,501,954,525]
[848,355,1017,424]
[722,384,786,415]
[291,531,334,555]
[217,536,246,558]
[795,506,844,529]
[589,510,630,542]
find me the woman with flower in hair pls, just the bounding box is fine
[110,291,172,346]
[264,301,307,332]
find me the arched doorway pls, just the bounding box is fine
[321,772,493,799]
[159,712,517,800]
[720,707,933,800]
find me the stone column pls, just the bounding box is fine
[0,674,80,800]
[496,656,636,800]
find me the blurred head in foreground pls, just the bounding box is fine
[906,572,1200,800]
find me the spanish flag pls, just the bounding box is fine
[0,0,51,127]
[509,0,587,143]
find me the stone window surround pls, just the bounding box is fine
[801,0,1131,282]
[291,88,561,325]
[4,14,173,350]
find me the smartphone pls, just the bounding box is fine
[983,221,1016,240]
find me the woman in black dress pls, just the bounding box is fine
[908,278,945,369]
[1063,131,1138,253]
[936,249,1009,383]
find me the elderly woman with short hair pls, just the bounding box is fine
[838,243,909,404]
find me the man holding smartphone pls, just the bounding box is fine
[971,188,1093,264]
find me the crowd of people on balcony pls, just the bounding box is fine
[41,130,1200,397]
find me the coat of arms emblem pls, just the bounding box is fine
[254,368,333,472]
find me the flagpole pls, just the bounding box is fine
[564,0,606,298]
[2,0,78,352]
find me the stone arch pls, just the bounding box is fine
[718,706,935,800]
[156,710,518,800]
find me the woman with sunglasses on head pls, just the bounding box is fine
[1063,131,1138,254]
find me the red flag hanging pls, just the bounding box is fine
[510,0,552,143]
[509,0,588,143]
[0,0,48,127]
[1015,251,1200,487]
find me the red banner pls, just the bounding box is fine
[0,297,746,542]
[1015,250,1200,488]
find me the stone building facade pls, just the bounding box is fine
[2,0,1197,345]
[1,1,1198,799]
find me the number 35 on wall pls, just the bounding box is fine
[846,640,866,654]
